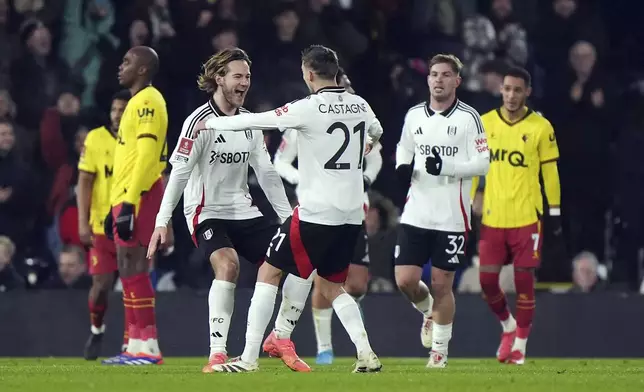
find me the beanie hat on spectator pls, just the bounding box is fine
[19,18,42,45]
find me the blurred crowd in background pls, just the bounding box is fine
[1,0,644,294]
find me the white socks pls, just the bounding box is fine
[332,293,373,356]
[412,281,434,316]
[432,322,452,355]
[513,337,527,353]
[501,314,517,333]
[241,282,278,364]
[274,274,313,339]
[312,308,333,353]
[208,279,236,356]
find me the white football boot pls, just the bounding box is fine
[353,351,382,373]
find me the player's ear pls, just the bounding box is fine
[426,74,431,88]
[215,74,224,87]
[455,75,462,88]
[525,86,532,98]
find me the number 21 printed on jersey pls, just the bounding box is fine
[324,121,366,170]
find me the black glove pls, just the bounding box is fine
[425,146,443,175]
[395,164,413,189]
[104,208,114,241]
[115,202,135,241]
[363,176,372,192]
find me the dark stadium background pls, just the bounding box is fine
[1,0,643,297]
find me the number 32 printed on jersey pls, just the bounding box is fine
[325,121,366,170]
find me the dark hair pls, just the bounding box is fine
[428,53,463,75]
[504,66,532,87]
[301,45,339,81]
[111,89,131,103]
[198,48,252,93]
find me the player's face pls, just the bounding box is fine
[219,60,250,108]
[110,99,127,131]
[428,63,461,102]
[118,51,141,88]
[501,76,531,113]
[0,123,15,152]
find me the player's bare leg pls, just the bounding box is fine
[395,265,435,349]
[117,246,162,363]
[312,264,369,365]
[479,264,517,362]
[426,267,456,368]
[202,247,239,372]
[316,275,380,373]
[84,273,116,360]
[506,266,536,365]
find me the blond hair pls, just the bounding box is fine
[197,48,251,94]
[428,54,463,75]
[0,236,16,258]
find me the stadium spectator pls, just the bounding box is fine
[44,244,91,289]
[569,251,606,293]
[0,235,23,292]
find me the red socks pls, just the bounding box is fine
[479,271,510,321]
[514,269,535,339]
[122,273,157,340]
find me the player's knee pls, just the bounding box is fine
[344,279,367,298]
[430,271,453,298]
[395,274,417,297]
[92,274,115,293]
[210,248,240,282]
[479,270,500,292]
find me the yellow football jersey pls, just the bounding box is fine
[110,86,168,207]
[479,107,559,228]
[78,126,117,235]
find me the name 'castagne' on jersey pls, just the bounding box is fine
[204,86,383,226]
[396,99,490,232]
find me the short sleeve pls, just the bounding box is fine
[78,134,97,173]
[538,120,559,163]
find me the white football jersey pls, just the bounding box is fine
[204,86,383,225]
[155,99,292,233]
[396,99,490,232]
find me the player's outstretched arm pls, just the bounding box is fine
[439,114,489,178]
[273,129,301,185]
[199,100,307,134]
[249,133,293,223]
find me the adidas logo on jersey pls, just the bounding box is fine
[415,127,423,135]
[215,135,227,143]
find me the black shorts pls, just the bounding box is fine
[394,223,466,272]
[194,217,279,265]
[266,207,361,283]
[351,225,369,267]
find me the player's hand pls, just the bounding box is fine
[147,226,167,259]
[425,147,443,175]
[395,164,413,189]
[78,221,93,247]
[162,224,175,255]
[550,215,563,236]
[472,191,484,216]
[103,208,114,240]
[115,202,135,241]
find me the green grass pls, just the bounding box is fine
[1,358,643,392]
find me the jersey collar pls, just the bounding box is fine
[425,98,459,117]
[315,86,346,94]
[208,97,240,117]
[496,107,533,126]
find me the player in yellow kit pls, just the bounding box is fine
[102,46,168,366]
[78,90,131,360]
[472,67,561,365]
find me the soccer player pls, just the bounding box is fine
[473,67,560,365]
[195,45,383,373]
[78,90,131,360]
[102,46,168,365]
[394,54,489,368]
[273,67,383,365]
[146,48,292,373]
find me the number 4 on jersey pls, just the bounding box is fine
[324,121,366,170]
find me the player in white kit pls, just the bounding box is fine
[195,45,383,373]
[146,48,292,373]
[273,67,383,365]
[394,54,489,368]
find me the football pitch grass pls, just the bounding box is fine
[1,357,643,391]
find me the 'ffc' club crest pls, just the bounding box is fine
[245,130,253,141]
[203,228,213,241]
[447,126,457,136]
